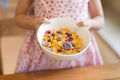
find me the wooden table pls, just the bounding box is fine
[0,64,120,80]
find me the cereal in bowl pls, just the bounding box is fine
[42,27,84,55]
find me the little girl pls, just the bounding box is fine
[15,0,104,73]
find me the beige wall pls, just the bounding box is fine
[103,0,120,14]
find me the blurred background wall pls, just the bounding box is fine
[104,0,120,14]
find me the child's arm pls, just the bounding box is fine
[15,0,49,30]
[77,0,104,31]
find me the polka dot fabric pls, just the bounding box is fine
[15,0,103,73]
[34,0,90,22]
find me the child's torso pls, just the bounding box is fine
[34,0,90,22]
[15,0,104,73]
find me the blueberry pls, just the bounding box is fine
[63,42,72,50]
[42,41,48,46]
[57,35,62,41]
[51,33,55,37]
[65,32,72,36]
[57,30,62,34]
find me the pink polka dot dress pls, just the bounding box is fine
[15,0,103,73]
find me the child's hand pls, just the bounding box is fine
[35,18,50,30]
[77,21,85,27]
[77,21,91,30]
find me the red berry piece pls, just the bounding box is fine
[47,39,51,42]
[69,36,73,41]
[45,30,52,34]
[66,36,73,41]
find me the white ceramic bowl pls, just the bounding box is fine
[37,18,91,61]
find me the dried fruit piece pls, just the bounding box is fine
[57,49,62,52]
[51,33,55,37]
[47,39,51,42]
[65,32,72,36]
[57,30,62,34]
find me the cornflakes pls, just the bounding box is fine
[42,27,84,55]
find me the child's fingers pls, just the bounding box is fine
[77,21,85,27]
[36,18,50,25]
[35,18,50,30]
[77,21,93,31]
[44,18,51,24]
